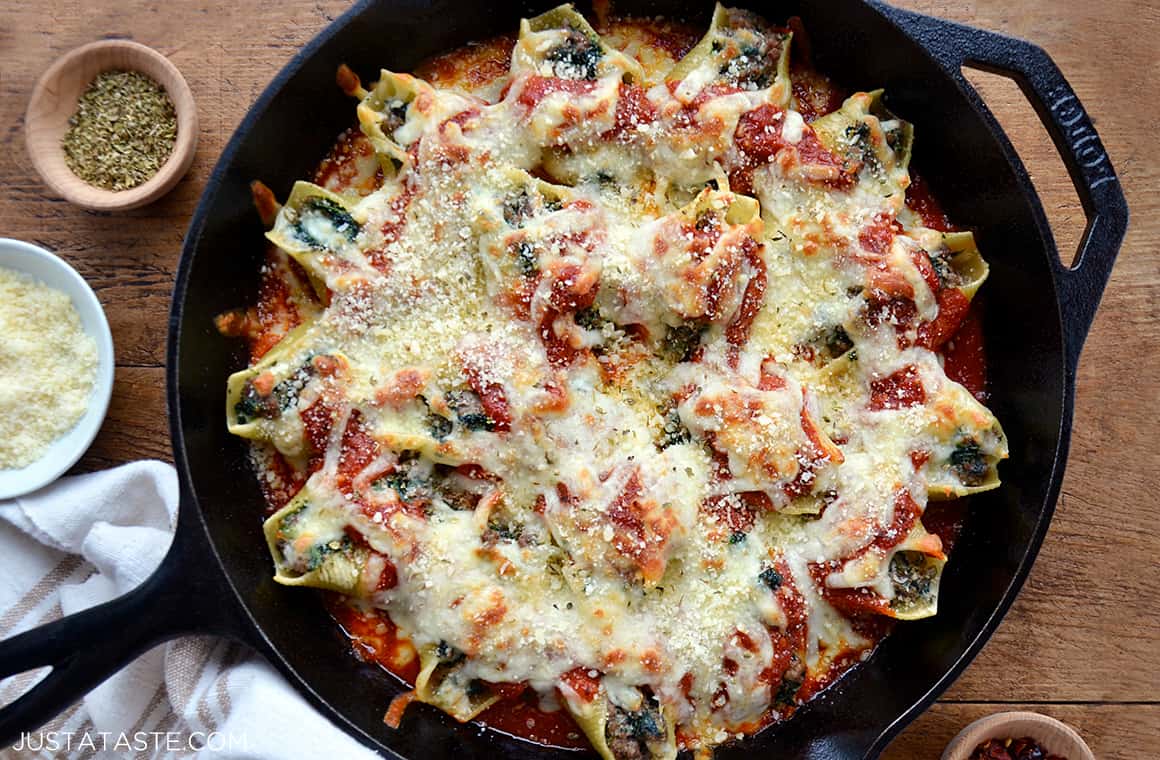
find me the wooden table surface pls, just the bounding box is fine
[2,0,1156,757]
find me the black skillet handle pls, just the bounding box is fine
[0,504,247,747]
[872,2,1129,366]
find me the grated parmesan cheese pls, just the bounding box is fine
[0,267,98,469]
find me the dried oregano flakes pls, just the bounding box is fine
[62,70,177,191]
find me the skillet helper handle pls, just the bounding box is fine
[0,527,243,747]
[874,3,1129,363]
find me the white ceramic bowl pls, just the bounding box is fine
[942,711,1096,760]
[0,238,115,498]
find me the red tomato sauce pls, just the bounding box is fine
[602,82,658,142]
[724,239,767,366]
[859,213,903,256]
[414,34,517,93]
[537,261,601,368]
[477,692,589,749]
[313,129,384,197]
[868,364,926,411]
[217,249,317,364]
[909,248,941,294]
[798,647,868,701]
[942,301,988,401]
[922,499,970,555]
[515,76,599,110]
[367,183,417,275]
[300,397,337,473]
[462,363,513,432]
[256,449,305,514]
[328,599,589,750]
[795,129,858,190]
[598,18,700,62]
[906,172,953,231]
[790,72,847,123]
[701,493,760,534]
[917,288,971,351]
[783,398,840,499]
[336,411,379,490]
[730,104,855,194]
[327,598,421,684]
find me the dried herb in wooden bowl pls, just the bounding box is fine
[971,736,1068,760]
[61,70,177,191]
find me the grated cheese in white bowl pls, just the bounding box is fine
[0,239,114,498]
[0,266,98,469]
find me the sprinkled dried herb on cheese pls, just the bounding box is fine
[62,70,177,191]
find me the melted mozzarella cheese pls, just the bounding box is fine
[235,9,1007,757]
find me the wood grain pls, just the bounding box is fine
[1,0,1156,757]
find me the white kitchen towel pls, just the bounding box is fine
[0,461,381,759]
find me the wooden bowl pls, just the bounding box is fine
[941,711,1096,760]
[24,39,198,211]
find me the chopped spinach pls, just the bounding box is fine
[656,403,691,450]
[824,325,854,358]
[660,322,706,363]
[889,551,938,612]
[949,439,989,486]
[387,100,408,129]
[486,520,523,542]
[293,197,360,250]
[759,567,783,591]
[374,457,433,504]
[503,189,534,228]
[278,502,308,531]
[234,373,296,425]
[546,29,604,80]
[435,640,465,665]
[720,42,772,89]
[844,121,882,175]
[233,382,267,424]
[447,390,493,432]
[512,240,539,277]
[265,362,316,416]
[605,700,665,759]
[929,250,954,289]
[573,306,606,331]
[426,412,453,441]
[774,676,801,707]
[884,124,904,153]
[625,706,663,740]
[592,170,615,186]
[305,535,351,572]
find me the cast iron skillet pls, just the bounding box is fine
[0,1,1127,757]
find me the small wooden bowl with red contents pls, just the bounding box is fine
[942,712,1096,760]
[24,39,198,211]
